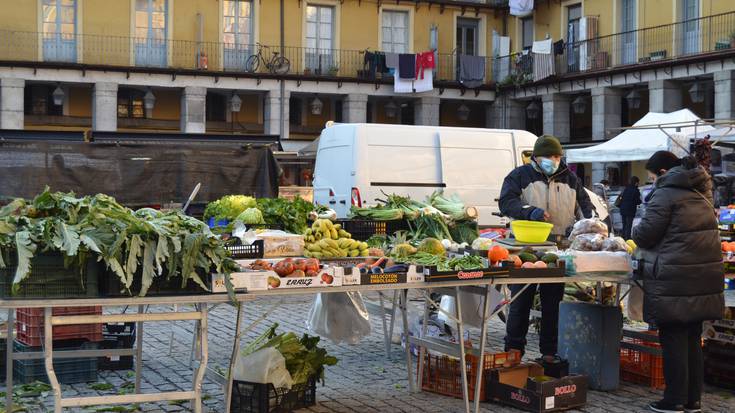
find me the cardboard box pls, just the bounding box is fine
[342,265,424,286]
[255,233,305,258]
[487,363,588,412]
[211,267,343,292]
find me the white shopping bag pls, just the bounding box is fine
[438,287,504,329]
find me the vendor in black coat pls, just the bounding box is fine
[632,151,724,413]
[618,176,642,239]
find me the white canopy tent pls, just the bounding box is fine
[566,109,714,163]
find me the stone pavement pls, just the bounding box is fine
[3,291,735,413]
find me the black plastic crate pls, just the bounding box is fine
[0,337,5,381]
[226,240,265,259]
[99,270,210,297]
[231,376,317,413]
[0,252,100,299]
[13,339,98,384]
[99,323,135,371]
[336,219,409,241]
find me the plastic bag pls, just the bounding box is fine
[569,218,609,240]
[233,347,293,389]
[570,233,607,251]
[560,250,632,274]
[601,237,627,252]
[306,292,371,345]
[437,287,504,329]
[626,284,644,322]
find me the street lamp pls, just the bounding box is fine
[229,93,242,113]
[457,103,471,121]
[526,101,540,119]
[143,88,156,118]
[52,84,64,106]
[689,81,705,103]
[625,89,641,109]
[310,96,323,116]
[384,100,398,118]
[572,96,587,114]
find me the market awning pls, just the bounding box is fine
[566,109,714,163]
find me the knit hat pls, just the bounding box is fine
[645,151,681,174]
[533,135,564,157]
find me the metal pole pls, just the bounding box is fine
[224,304,244,413]
[400,289,415,392]
[473,285,492,413]
[135,305,144,394]
[387,290,398,358]
[416,289,431,390]
[455,286,471,413]
[193,304,208,413]
[6,308,13,411]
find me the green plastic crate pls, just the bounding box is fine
[0,251,100,298]
[13,339,98,384]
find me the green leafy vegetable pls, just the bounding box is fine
[256,197,313,234]
[236,208,265,225]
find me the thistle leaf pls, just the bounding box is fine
[12,231,37,292]
[139,240,156,297]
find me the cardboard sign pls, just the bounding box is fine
[211,267,343,292]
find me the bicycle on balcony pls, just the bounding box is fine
[245,43,290,75]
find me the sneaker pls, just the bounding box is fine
[649,401,685,413]
[684,401,701,413]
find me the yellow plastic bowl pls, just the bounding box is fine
[511,220,554,243]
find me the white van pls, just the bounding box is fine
[312,123,538,227]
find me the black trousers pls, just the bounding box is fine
[504,283,564,356]
[658,322,704,406]
[621,214,635,240]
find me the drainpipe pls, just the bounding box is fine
[279,0,286,141]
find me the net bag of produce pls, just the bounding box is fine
[570,233,607,251]
[306,292,371,345]
[569,218,609,241]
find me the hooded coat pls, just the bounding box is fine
[632,165,724,325]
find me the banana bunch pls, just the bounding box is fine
[304,219,369,258]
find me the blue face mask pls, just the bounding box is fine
[538,157,560,175]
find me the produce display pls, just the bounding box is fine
[0,188,236,296]
[205,195,314,234]
[568,219,630,253]
[304,219,368,258]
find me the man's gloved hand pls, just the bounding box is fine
[529,208,546,222]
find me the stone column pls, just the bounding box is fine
[0,78,24,130]
[180,86,206,133]
[414,96,440,126]
[264,89,289,139]
[542,94,570,142]
[648,80,682,113]
[92,82,118,131]
[591,87,621,141]
[343,94,367,123]
[715,70,735,121]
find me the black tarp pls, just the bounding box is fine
[0,139,279,205]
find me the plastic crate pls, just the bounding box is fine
[418,350,522,402]
[16,306,102,347]
[99,270,210,297]
[0,252,100,298]
[619,330,665,390]
[13,339,98,384]
[226,240,265,259]
[336,219,410,241]
[99,322,135,371]
[0,337,5,381]
[231,376,317,413]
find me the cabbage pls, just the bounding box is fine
[236,208,265,225]
[205,195,257,220]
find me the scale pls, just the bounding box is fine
[496,238,559,252]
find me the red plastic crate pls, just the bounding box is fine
[418,349,521,402]
[619,331,665,390]
[16,306,103,347]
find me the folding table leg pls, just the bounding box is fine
[400,289,415,392]
[416,288,431,390]
[6,308,13,411]
[473,285,492,413]
[192,304,208,413]
[455,287,471,413]
[224,304,244,413]
[44,307,62,413]
[135,305,144,393]
[378,292,390,357]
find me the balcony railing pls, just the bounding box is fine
[494,10,735,87]
[0,30,493,87]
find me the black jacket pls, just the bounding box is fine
[618,185,641,216]
[632,165,724,325]
[499,161,593,235]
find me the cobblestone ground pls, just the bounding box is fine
[3,291,735,413]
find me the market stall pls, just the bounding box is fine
[0,188,640,413]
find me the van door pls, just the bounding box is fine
[438,130,515,227]
[313,142,353,217]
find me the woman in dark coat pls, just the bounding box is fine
[632,151,724,413]
[618,176,641,239]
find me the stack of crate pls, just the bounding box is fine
[703,307,735,389]
[14,306,102,384]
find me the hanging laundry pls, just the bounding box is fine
[413,69,433,93]
[375,53,389,74]
[553,39,565,55]
[393,65,414,93]
[459,54,485,89]
[415,51,436,80]
[385,53,398,70]
[532,38,555,82]
[510,0,534,17]
[363,51,377,79]
[398,54,416,79]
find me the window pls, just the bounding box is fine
[381,10,408,53]
[566,4,582,71]
[681,0,699,54]
[206,94,227,122]
[117,89,146,119]
[42,0,77,62]
[521,17,533,51]
[305,5,334,71]
[24,85,63,116]
[223,0,253,70]
[289,97,303,126]
[620,0,636,64]
[135,0,168,67]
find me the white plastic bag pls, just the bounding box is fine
[627,284,644,322]
[306,292,371,345]
[561,250,632,274]
[438,287,504,329]
[569,218,609,240]
[233,347,293,389]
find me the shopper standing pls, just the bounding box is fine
[618,176,642,239]
[632,151,724,413]
[499,135,593,362]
